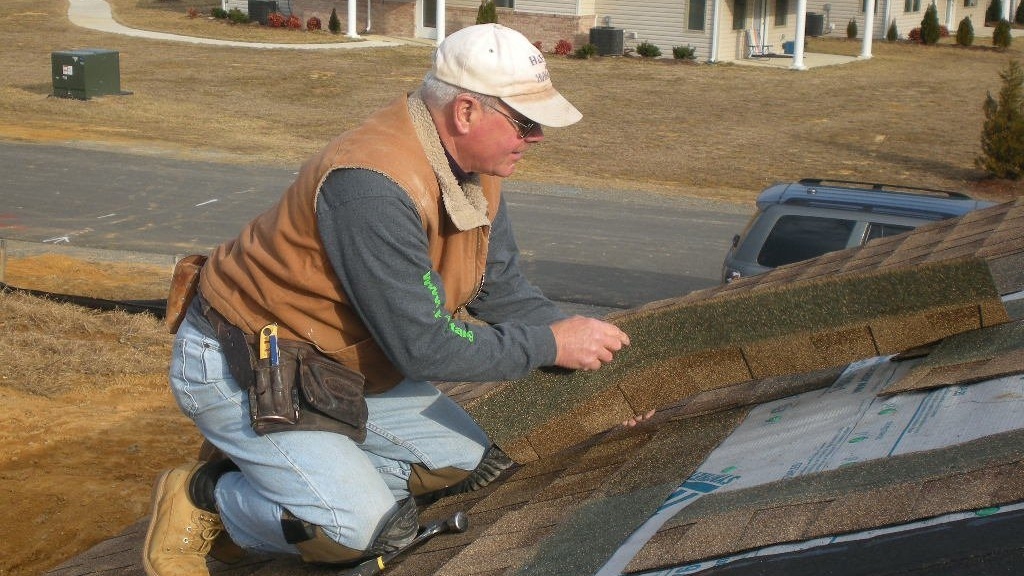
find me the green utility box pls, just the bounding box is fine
[52,49,122,100]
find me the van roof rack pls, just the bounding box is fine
[796,178,971,199]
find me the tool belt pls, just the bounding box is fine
[200,296,368,442]
[170,256,368,442]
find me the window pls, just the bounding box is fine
[689,0,707,30]
[864,223,914,242]
[964,0,977,5]
[494,0,513,7]
[733,0,748,30]
[904,0,921,11]
[861,0,877,11]
[757,215,856,267]
[775,0,788,25]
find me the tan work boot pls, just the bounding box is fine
[142,461,224,576]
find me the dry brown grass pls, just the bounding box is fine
[1,0,1023,203]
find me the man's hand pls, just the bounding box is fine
[550,316,630,371]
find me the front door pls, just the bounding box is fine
[416,0,438,39]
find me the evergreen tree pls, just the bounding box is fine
[956,16,975,46]
[476,0,497,24]
[977,60,1024,179]
[1016,0,1024,25]
[847,18,858,39]
[328,7,341,34]
[920,3,941,44]
[993,19,1013,48]
[886,20,899,41]
[986,0,1003,24]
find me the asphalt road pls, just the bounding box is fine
[0,140,751,311]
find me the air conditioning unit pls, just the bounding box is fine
[589,26,624,56]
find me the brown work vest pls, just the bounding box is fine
[199,95,501,393]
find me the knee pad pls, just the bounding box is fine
[413,444,515,506]
[280,497,418,564]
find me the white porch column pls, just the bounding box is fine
[791,0,808,70]
[860,0,875,58]
[709,0,722,62]
[437,0,446,42]
[347,0,360,37]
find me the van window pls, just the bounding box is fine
[864,222,915,242]
[757,215,855,267]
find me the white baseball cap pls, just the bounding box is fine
[432,24,582,128]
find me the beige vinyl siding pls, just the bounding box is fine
[517,0,586,16]
[445,0,585,16]
[596,0,712,56]
[828,0,991,40]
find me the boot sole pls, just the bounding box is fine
[141,469,173,576]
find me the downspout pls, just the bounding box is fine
[882,0,891,40]
[365,0,372,32]
[709,0,721,62]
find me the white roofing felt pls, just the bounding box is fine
[602,293,1024,576]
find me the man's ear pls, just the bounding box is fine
[452,94,477,135]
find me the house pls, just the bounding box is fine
[826,0,989,41]
[235,0,803,63]
[47,197,1024,575]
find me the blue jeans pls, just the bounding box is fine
[168,310,490,555]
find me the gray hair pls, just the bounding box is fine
[421,72,502,110]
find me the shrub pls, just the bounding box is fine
[920,3,941,44]
[846,18,858,39]
[956,16,974,46]
[636,41,662,57]
[227,8,249,23]
[211,7,228,18]
[186,6,200,18]
[267,11,286,27]
[886,20,898,41]
[307,16,322,31]
[533,40,542,51]
[908,27,922,42]
[673,45,696,59]
[329,7,341,34]
[1017,0,1024,24]
[986,0,1003,24]
[476,0,497,24]
[287,14,302,29]
[994,19,1013,48]
[573,43,597,59]
[977,60,1024,178]
[554,39,573,55]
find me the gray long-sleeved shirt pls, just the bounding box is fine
[316,168,568,384]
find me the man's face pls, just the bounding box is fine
[462,98,544,178]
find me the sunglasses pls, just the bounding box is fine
[479,100,539,139]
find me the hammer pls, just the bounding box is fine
[346,511,469,575]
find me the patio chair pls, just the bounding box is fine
[746,28,773,58]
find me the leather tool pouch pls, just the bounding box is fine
[200,302,368,442]
[248,341,368,441]
[166,254,208,334]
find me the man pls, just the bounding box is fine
[144,23,631,576]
